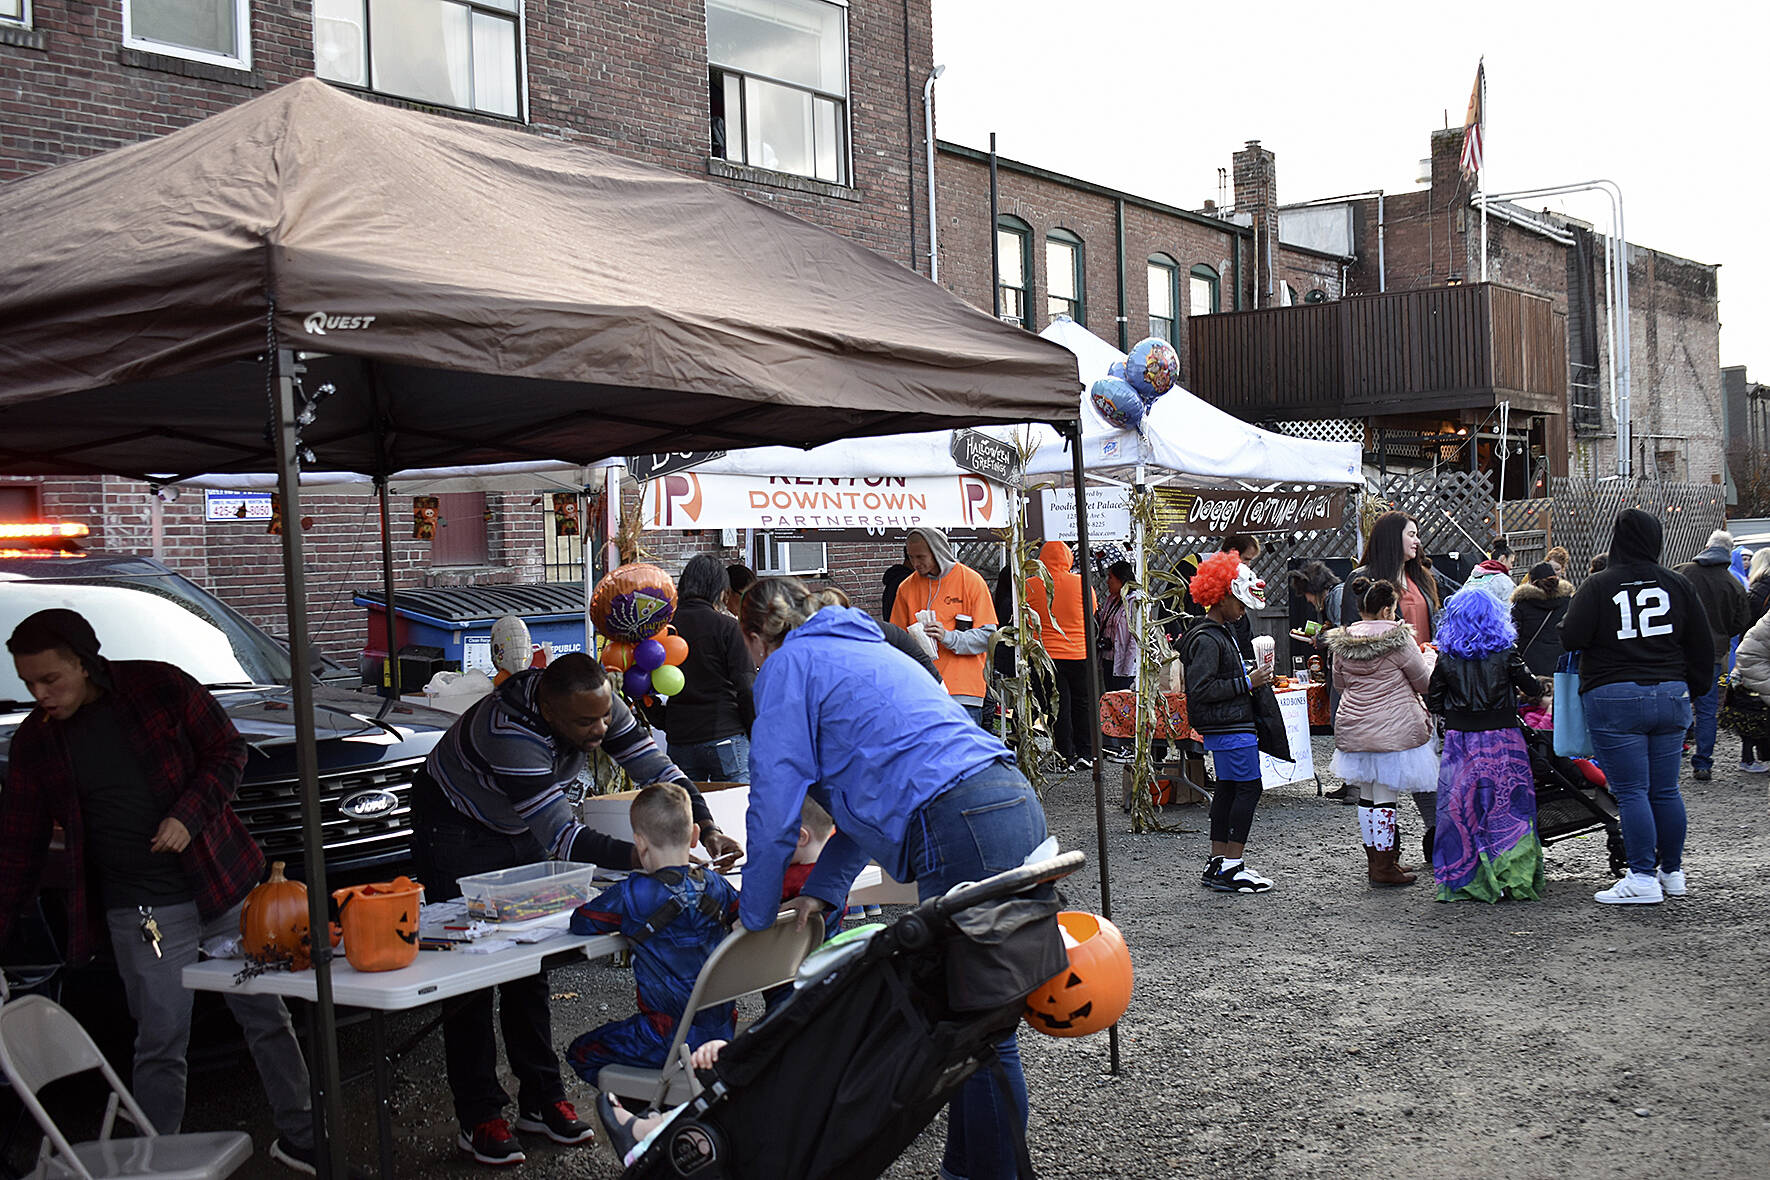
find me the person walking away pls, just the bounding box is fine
[880,548,913,620]
[737,578,1043,1180]
[1561,509,1713,904]
[1181,553,1276,894]
[1426,586,1545,903]
[0,611,320,1172]
[1324,578,1437,886]
[1740,548,1770,772]
[888,527,998,724]
[1026,540,1096,770]
[1675,529,1751,781]
[1725,606,1770,775]
[1511,562,1572,677]
[666,555,756,783]
[417,653,741,1164]
[1338,512,1448,642]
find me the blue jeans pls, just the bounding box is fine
[1583,681,1692,876]
[1691,667,1721,773]
[905,762,1048,1180]
[668,733,750,782]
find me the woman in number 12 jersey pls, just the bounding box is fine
[1561,509,1715,906]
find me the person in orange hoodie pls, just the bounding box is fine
[889,527,999,726]
[1027,540,1097,771]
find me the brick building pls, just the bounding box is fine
[1,0,938,659]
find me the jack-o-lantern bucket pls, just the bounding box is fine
[1023,911,1133,1038]
[332,878,423,973]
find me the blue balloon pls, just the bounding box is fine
[1089,376,1145,430]
[1107,360,1127,380]
[1125,337,1179,400]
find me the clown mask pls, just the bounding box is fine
[1230,563,1266,612]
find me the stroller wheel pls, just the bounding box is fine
[1606,831,1629,878]
[895,912,932,951]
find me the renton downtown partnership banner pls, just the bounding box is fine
[644,473,1009,532]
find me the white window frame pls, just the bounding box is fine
[754,534,828,577]
[707,0,851,186]
[1,0,32,29]
[123,0,253,70]
[314,0,527,121]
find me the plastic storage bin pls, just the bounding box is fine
[456,862,602,922]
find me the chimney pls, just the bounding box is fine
[1233,139,1278,306]
[1429,127,1473,282]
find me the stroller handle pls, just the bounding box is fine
[922,851,1086,921]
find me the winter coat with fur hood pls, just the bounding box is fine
[1510,578,1572,677]
[1323,620,1433,753]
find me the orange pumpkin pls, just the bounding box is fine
[1023,912,1133,1038]
[241,861,314,970]
[333,877,423,973]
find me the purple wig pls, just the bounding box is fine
[1433,583,1517,659]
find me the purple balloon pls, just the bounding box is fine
[632,638,667,672]
[622,667,652,699]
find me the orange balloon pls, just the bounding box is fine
[601,641,636,671]
[660,634,690,666]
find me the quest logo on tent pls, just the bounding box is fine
[301,312,378,336]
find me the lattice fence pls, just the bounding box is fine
[1265,418,1367,445]
[1549,478,1727,574]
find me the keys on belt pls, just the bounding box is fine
[138,905,163,959]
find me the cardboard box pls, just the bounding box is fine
[576,781,750,843]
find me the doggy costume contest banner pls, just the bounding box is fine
[644,473,1009,533]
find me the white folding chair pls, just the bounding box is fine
[0,993,252,1180]
[598,911,824,1111]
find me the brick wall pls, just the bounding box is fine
[935,144,1248,376]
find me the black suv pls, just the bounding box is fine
[0,553,454,882]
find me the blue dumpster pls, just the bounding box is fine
[355,583,588,690]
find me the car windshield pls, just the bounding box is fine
[0,574,292,704]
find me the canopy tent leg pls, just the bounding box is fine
[272,346,350,1180]
[376,477,401,698]
[1065,423,1119,1076]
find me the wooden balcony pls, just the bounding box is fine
[1188,282,1567,421]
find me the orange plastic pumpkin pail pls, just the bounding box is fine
[1023,911,1133,1038]
[332,877,423,973]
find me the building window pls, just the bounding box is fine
[707,0,849,186]
[996,216,1031,328]
[2,0,30,26]
[1189,264,1220,317]
[1148,254,1179,344]
[124,0,252,69]
[314,0,523,119]
[755,535,827,577]
[1046,230,1083,325]
[429,492,490,566]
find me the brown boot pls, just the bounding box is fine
[1368,847,1417,886]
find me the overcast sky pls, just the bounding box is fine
[931,0,1763,371]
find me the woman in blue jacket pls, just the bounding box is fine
[736,577,1045,1180]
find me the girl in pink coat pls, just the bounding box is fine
[1323,578,1438,885]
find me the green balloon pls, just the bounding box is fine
[650,664,686,696]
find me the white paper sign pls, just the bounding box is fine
[1260,688,1317,788]
[1040,487,1131,543]
[643,473,1008,532]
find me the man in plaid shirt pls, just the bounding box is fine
[0,609,320,1173]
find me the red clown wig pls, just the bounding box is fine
[1190,551,1241,609]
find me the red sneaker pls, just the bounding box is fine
[515,1100,596,1145]
[458,1118,526,1166]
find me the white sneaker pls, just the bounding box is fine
[1594,872,1664,905]
[1657,868,1687,897]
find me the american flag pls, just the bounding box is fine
[1460,61,1485,180]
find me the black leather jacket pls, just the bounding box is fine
[1426,648,1541,732]
[1180,619,1255,735]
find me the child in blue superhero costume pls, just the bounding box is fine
[565,783,739,1082]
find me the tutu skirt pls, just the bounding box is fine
[1329,737,1440,794]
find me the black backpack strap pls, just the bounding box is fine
[628,866,722,946]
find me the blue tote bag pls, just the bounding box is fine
[1553,652,1593,758]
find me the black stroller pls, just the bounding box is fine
[623,851,1084,1180]
[1522,724,1627,876]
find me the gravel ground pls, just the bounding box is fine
[91,739,1770,1179]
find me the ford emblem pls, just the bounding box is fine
[339,788,399,820]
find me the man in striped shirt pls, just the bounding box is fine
[415,653,740,1165]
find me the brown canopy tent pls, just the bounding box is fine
[0,79,1097,1174]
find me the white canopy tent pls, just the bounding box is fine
[677,318,1361,485]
